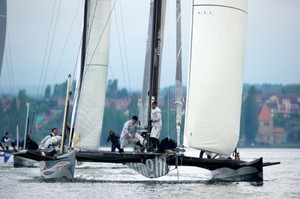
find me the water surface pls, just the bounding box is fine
[1,148,299,199]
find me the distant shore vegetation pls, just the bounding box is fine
[0,80,299,148]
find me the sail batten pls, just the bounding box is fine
[184,0,247,155]
[72,0,111,150]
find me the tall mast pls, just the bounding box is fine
[23,102,30,149]
[16,120,19,150]
[148,0,162,103]
[60,75,72,153]
[79,0,89,89]
[175,0,183,146]
[69,0,88,147]
[146,0,165,151]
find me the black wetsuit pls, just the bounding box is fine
[107,133,121,152]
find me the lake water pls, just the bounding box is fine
[1,148,299,199]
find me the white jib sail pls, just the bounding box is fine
[73,0,111,150]
[184,0,248,156]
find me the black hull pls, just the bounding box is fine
[13,150,55,161]
[13,150,280,182]
[210,158,263,182]
[76,150,266,182]
[13,156,38,168]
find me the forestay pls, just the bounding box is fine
[184,0,248,155]
[0,0,7,76]
[72,0,111,150]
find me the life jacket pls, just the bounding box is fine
[158,137,177,153]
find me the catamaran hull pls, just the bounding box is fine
[126,154,170,178]
[210,158,263,182]
[13,150,278,182]
[14,156,38,168]
[40,150,76,180]
[76,151,269,182]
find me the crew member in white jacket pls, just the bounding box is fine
[44,135,62,156]
[149,101,162,152]
[119,115,144,153]
[38,128,58,151]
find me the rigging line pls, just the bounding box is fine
[164,0,171,80]
[34,0,57,102]
[5,50,13,98]
[108,65,115,81]
[118,0,131,94]
[6,33,15,97]
[114,1,127,92]
[166,124,177,137]
[167,87,170,137]
[70,36,83,94]
[104,1,116,87]
[0,86,4,99]
[51,0,82,86]
[0,67,6,97]
[39,0,63,102]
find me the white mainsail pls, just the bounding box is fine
[184,0,248,155]
[72,0,111,150]
[0,0,6,76]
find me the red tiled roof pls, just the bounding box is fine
[105,98,131,111]
[273,127,284,134]
[258,104,273,121]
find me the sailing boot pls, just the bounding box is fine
[199,151,204,158]
[151,138,159,153]
[136,141,145,153]
[136,141,144,148]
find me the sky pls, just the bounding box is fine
[0,0,300,95]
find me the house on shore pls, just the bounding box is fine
[256,104,286,144]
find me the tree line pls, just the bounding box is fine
[1,81,300,147]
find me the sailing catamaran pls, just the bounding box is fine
[14,0,280,182]
[14,0,112,179]
[13,102,39,167]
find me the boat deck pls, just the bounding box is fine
[13,149,279,171]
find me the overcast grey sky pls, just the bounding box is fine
[0,0,299,95]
